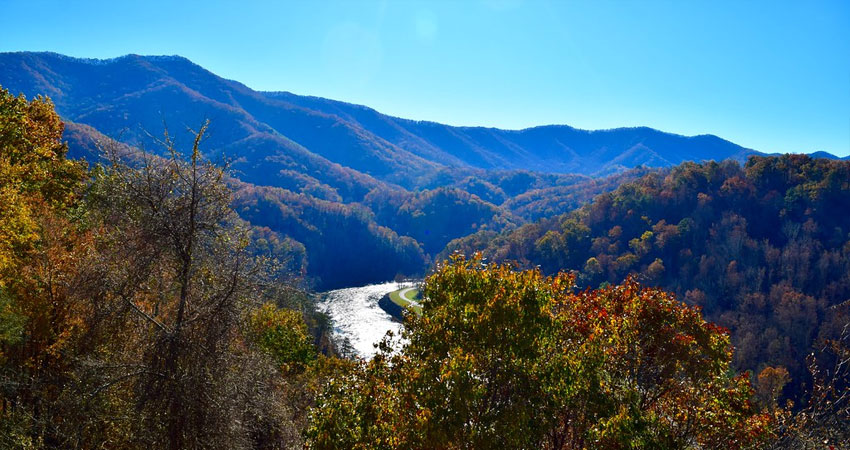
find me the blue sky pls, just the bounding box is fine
[1,0,848,156]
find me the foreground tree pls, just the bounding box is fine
[85,122,313,448]
[308,254,771,449]
[0,86,90,447]
[1,94,320,448]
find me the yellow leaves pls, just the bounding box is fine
[247,302,316,374]
[309,254,772,448]
[0,89,97,440]
[0,190,37,280]
[0,87,85,286]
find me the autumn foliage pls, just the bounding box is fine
[447,157,850,403]
[307,254,772,449]
[0,89,321,448]
[2,86,845,448]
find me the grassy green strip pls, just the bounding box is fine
[388,288,422,315]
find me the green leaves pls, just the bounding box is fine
[309,254,770,448]
[247,303,316,374]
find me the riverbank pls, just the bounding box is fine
[379,287,422,321]
[378,294,405,321]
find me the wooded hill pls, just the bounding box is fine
[446,155,850,401]
[0,51,778,289]
[1,86,847,449]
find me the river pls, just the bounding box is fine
[317,281,417,359]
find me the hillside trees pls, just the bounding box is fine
[308,255,771,449]
[363,186,519,255]
[0,90,323,448]
[234,183,427,289]
[445,156,850,402]
[0,87,92,447]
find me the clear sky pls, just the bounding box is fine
[1,0,849,156]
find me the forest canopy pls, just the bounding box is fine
[1,87,847,448]
[446,155,850,403]
[307,255,773,449]
[0,89,324,448]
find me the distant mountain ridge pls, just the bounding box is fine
[260,89,761,175]
[5,51,841,289]
[0,51,766,182]
[807,150,850,160]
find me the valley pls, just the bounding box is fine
[0,51,800,289]
[0,48,847,448]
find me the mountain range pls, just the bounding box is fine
[2,51,843,288]
[0,52,773,178]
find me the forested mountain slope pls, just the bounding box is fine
[264,89,761,174]
[2,67,847,450]
[1,51,761,183]
[0,51,685,288]
[7,52,843,290]
[446,154,850,398]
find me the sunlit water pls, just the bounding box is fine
[318,281,416,359]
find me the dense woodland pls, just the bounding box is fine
[0,88,330,447]
[446,155,850,401]
[0,51,773,290]
[1,88,848,448]
[66,118,643,290]
[70,120,642,290]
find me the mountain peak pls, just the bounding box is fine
[2,51,193,66]
[1,51,764,178]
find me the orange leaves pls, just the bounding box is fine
[4,206,94,371]
[0,87,85,284]
[309,254,773,448]
[756,366,791,413]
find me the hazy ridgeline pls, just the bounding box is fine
[0,51,778,289]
